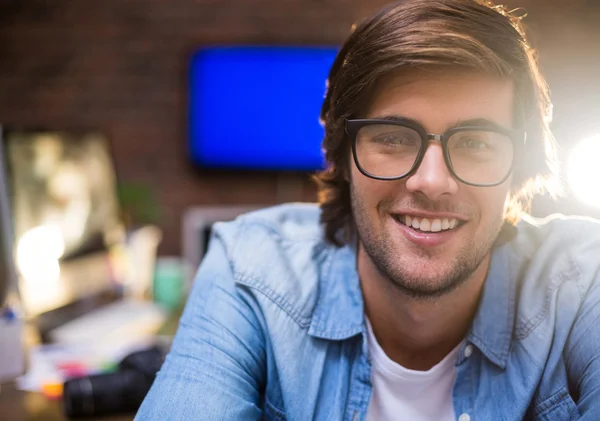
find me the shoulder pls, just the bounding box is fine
[208,203,335,321]
[516,213,600,246]
[513,214,600,273]
[217,202,324,240]
[509,214,600,336]
[211,202,326,259]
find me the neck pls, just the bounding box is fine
[359,246,489,371]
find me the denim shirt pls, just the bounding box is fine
[136,203,600,421]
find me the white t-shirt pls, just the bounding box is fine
[365,319,460,421]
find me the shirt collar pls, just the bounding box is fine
[467,242,516,369]
[308,232,518,370]
[308,243,365,340]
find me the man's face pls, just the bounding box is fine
[351,69,514,297]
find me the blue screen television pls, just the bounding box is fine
[189,46,338,171]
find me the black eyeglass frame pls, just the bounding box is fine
[345,118,526,187]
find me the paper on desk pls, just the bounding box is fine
[0,306,24,383]
[16,335,160,392]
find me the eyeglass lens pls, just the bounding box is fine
[355,123,513,185]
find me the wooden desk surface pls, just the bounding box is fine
[0,382,134,421]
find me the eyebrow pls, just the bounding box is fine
[451,118,508,131]
[372,115,511,132]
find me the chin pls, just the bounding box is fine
[387,271,467,298]
[392,235,458,260]
[381,253,471,298]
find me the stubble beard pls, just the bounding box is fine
[351,186,503,300]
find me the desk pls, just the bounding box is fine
[0,382,133,421]
[0,304,182,421]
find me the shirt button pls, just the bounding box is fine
[458,413,471,421]
[464,344,473,358]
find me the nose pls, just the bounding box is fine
[405,142,459,200]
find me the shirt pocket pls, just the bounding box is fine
[264,397,287,421]
[533,388,580,421]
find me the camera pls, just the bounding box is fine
[63,346,165,418]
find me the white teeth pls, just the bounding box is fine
[399,215,460,232]
[412,218,420,230]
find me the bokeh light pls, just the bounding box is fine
[568,135,600,209]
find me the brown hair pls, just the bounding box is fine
[315,0,559,246]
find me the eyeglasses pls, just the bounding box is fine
[346,118,525,187]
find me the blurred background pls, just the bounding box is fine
[1,0,599,259]
[0,0,599,419]
[0,0,599,256]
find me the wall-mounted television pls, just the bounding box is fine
[189,46,337,171]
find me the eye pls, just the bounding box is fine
[356,124,422,152]
[454,134,493,150]
[463,138,488,149]
[373,133,418,147]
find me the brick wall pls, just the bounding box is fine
[0,0,599,254]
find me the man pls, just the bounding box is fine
[136,0,600,419]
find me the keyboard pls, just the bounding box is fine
[48,299,167,344]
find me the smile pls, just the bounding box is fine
[392,214,465,233]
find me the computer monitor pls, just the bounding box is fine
[181,205,262,289]
[0,128,124,319]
